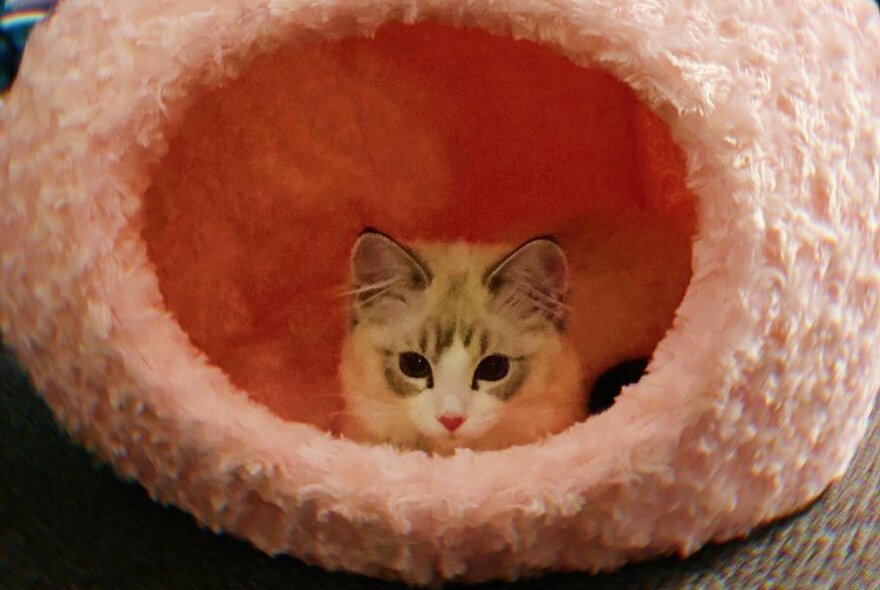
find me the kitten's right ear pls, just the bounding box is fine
[484,237,569,330]
[349,230,431,315]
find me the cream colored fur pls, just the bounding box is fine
[340,237,585,454]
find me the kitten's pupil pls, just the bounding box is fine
[399,352,432,381]
[473,355,510,384]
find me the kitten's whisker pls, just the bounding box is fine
[345,396,402,410]
[512,399,575,412]
[522,284,570,309]
[510,289,568,321]
[336,408,396,423]
[357,282,416,306]
[499,288,561,319]
[359,289,393,305]
[339,277,403,298]
[504,267,570,309]
[525,296,559,316]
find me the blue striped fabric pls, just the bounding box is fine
[1,0,57,97]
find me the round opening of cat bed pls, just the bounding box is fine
[139,22,696,437]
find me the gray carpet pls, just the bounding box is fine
[1,342,877,589]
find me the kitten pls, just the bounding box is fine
[339,229,586,455]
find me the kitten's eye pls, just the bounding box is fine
[399,352,432,380]
[474,355,510,382]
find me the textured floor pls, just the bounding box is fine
[1,343,877,589]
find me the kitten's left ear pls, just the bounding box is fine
[484,237,569,330]
[349,230,431,322]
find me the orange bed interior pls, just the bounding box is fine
[140,22,696,432]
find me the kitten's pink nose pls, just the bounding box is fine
[439,415,465,432]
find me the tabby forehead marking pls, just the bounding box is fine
[424,315,472,358]
[462,324,475,347]
[479,331,490,356]
[445,272,468,297]
[439,323,456,355]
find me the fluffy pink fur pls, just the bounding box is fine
[1,0,879,585]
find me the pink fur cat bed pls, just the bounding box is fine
[1,0,879,584]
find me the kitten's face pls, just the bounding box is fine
[341,231,577,453]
